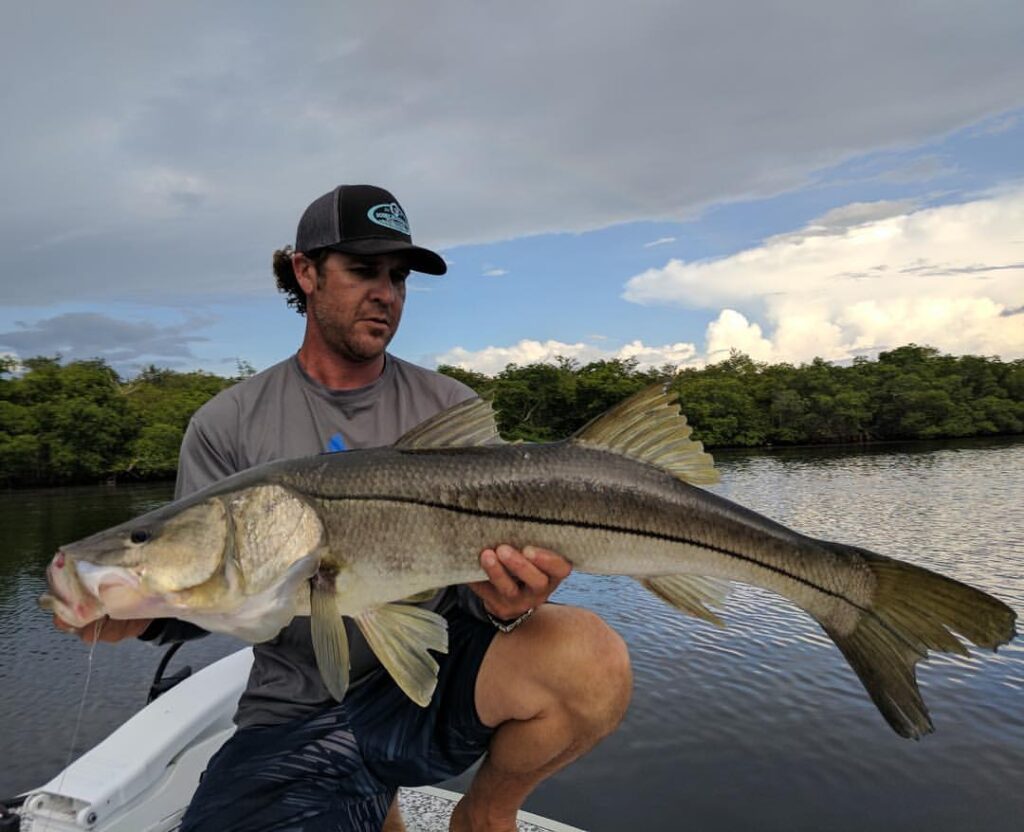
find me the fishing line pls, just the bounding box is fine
[40,617,104,832]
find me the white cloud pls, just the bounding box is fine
[435,338,699,376]
[705,310,775,362]
[482,267,509,277]
[624,189,1024,363]
[643,237,677,248]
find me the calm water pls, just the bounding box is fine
[2,440,1022,831]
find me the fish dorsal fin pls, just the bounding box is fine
[640,575,730,627]
[394,397,504,449]
[572,384,720,485]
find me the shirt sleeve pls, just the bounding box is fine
[174,416,239,500]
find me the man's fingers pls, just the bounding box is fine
[53,614,150,644]
[495,545,549,593]
[467,580,500,607]
[522,546,573,580]
[53,614,75,633]
[480,549,521,599]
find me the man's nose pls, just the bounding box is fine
[368,274,398,303]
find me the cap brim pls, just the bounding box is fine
[324,239,447,275]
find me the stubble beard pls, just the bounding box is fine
[313,303,397,365]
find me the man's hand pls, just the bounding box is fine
[469,545,572,621]
[53,614,152,644]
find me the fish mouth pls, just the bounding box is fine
[44,551,146,626]
[43,551,102,626]
[74,560,143,600]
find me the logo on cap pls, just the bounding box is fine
[367,202,410,235]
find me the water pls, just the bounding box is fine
[2,440,1022,831]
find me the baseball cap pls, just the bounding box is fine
[295,185,446,275]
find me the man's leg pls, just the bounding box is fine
[450,605,632,832]
[382,797,406,832]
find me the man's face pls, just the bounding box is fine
[302,251,410,363]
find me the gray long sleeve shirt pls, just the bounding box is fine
[144,353,482,727]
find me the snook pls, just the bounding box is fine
[42,386,1017,739]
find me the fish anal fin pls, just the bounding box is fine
[394,398,504,449]
[355,604,449,707]
[311,579,350,702]
[572,384,719,485]
[641,575,729,627]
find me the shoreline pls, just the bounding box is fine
[4,433,1023,492]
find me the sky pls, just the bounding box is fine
[1,1,1023,378]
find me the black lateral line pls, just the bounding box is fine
[302,489,937,677]
[309,491,870,612]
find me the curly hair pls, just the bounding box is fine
[273,246,332,316]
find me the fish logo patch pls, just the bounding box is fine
[367,202,410,235]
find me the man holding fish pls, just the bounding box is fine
[47,185,1017,832]
[53,184,634,832]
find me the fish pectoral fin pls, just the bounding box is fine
[393,397,504,449]
[355,604,449,707]
[641,575,730,627]
[311,581,350,702]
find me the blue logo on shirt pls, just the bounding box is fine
[325,433,347,453]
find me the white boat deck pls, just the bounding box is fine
[399,786,583,832]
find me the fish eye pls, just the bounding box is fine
[130,529,151,545]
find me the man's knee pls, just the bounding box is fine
[476,604,632,734]
[531,606,633,733]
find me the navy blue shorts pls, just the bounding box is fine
[180,609,497,832]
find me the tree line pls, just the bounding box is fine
[1,345,1021,487]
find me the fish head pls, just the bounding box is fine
[41,497,231,628]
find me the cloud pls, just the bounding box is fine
[973,113,1020,136]
[643,237,677,248]
[624,189,1024,362]
[3,4,1024,304]
[0,312,214,371]
[875,155,957,184]
[435,338,699,376]
[482,267,509,277]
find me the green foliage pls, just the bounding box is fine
[1,345,1020,487]
[444,345,1024,448]
[0,357,233,487]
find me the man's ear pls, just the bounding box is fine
[292,252,318,296]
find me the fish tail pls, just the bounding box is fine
[819,543,1017,739]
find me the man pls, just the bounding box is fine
[56,185,632,832]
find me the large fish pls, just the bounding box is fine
[41,386,1016,738]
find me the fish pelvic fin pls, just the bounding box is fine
[355,604,449,707]
[394,397,504,449]
[571,383,719,485]
[311,578,350,702]
[821,543,1017,739]
[640,575,729,627]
